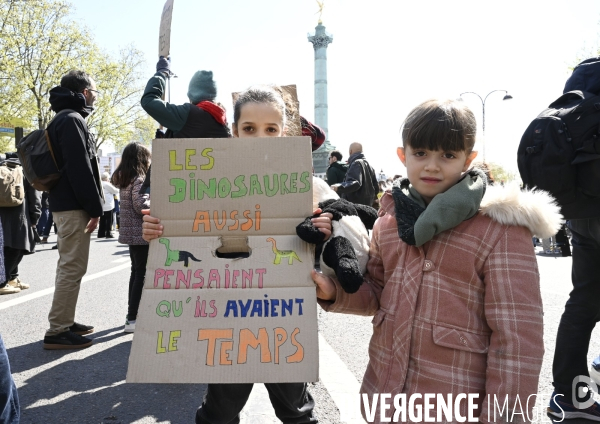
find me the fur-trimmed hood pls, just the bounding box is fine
[378,181,564,240]
[480,182,563,238]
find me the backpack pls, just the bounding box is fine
[16,109,73,191]
[564,57,600,95]
[0,159,24,207]
[517,90,600,219]
[356,159,379,205]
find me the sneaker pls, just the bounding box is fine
[124,319,136,333]
[8,277,29,290]
[69,322,94,335]
[41,237,48,243]
[43,331,93,350]
[548,391,600,421]
[546,249,554,254]
[51,244,58,250]
[0,284,20,295]
[591,356,600,386]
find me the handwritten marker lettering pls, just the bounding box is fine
[197,327,304,366]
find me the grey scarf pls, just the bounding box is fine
[392,169,487,246]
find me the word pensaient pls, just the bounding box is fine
[168,149,311,203]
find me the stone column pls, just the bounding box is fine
[308,23,333,139]
[308,23,334,176]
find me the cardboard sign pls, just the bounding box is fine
[127,137,318,383]
[158,0,174,57]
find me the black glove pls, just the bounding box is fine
[156,56,172,76]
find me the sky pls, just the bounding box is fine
[71,0,600,178]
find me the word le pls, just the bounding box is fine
[154,266,267,289]
[363,393,479,423]
[156,330,180,354]
[169,172,311,203]
[192,206,261,233]
[198,327,304,366]
[156,297,192,318]
[224,295,304,318]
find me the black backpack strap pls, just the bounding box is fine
[45,109,77,170]
[44,130,60,170]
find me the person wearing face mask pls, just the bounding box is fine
[42,70,104,350]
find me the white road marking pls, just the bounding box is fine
[238,334,366,423]
[0,263,131,311]
[26,380,126,409]
[318,333,366,423]
[4,260,365,422]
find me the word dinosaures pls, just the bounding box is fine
[168,171,311,203]
[159,238,202,267]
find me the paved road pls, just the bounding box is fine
[2,233,599,423]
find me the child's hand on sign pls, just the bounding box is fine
[142,209,163,242]
[311,269,337,301]
[311,208,333,241]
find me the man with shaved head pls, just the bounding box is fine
[331,142,379,207]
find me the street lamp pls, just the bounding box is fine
[458,90,513,163]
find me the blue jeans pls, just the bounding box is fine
[0,334,20,423]
[552,217,600,400]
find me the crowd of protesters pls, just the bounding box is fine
[1,54,598,424]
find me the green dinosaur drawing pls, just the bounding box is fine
[266,237,302,265]
[159,238,202,267]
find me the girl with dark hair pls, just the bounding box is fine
[111,142,151,333]
[141,85,330,424]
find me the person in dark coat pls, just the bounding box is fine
[326,150,347,185]
[43,70,104,350]
[141,57,231,139]
[331,142,379,206]
[0,173,41,294]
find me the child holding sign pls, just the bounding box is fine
[311,98,562,423]
[142,85,331,424]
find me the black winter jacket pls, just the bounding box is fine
[326,161,347,185]
[335,153,378,206]
[562,59,600,218]
[47,87,103,218]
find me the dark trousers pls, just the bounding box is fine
[552,217,600,400]
[127,244,149,321]
[195,383,316,424]
[2,247,24,285]
[37,208,54,237]
[97,210,114,237]
[555,224,572,256]
[0,334,20,424]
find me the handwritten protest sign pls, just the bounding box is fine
[126,137,318,383]
[158,0,174,57]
